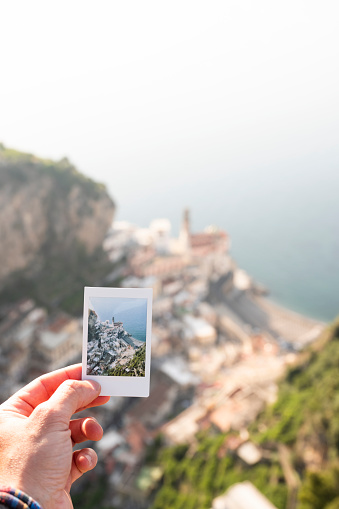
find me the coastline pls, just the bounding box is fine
[217,289,326,350]
[259,293,327,326]
[254,294,325,346]
[129,336,146,347]
[209,263,326,350]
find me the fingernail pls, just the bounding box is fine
[87,380,101,392]
[83,453,93,466]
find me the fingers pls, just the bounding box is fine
[43,379,102,422]
[1,364,82,417]
[76,395,111,414]
[70,417,103,444]
[71,448,98,484]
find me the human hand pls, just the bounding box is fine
[0,364,110,509]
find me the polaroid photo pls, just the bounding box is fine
[82,286,152,397]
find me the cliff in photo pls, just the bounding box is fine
[87,311,146,377]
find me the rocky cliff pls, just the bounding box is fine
[87,312,146,377]
[0,144,115,311]
[0,144,115,280]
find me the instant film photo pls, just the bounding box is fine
[82,287,152,397]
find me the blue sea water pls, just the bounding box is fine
[195,166,339,323]
[114,303,147,342]
[89,297,147,342]
[116,160,339,323]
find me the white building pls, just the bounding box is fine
[183,315,217,345]
[211,481,278,509]
[149,218,172,254]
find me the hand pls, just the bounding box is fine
[0,364,110,509]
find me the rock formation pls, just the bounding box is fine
[87,313,146,377]
[0,144,115,282]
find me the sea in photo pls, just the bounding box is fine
[89,297,147,341]
[86,297,147,377]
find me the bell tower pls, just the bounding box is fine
[179,208,191,255]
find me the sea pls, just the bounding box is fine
[90,297,147,342]
[115,163,339,323]
[193,167,339,323]
[114,304,147,342]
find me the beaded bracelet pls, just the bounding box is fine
[0,486,43,509]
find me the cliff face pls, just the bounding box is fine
[0,145,115,282]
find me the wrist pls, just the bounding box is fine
[0,472,43,507]
[0,485,43,508]
[0,459,46,508]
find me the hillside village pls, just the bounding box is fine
[0,210,326,509]
[87,310,146,376]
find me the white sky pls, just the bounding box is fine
[89,297,146,322]
[1,0,339,226]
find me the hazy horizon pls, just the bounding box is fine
[1,1,339,321]
[1,1,339,210]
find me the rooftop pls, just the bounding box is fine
[160,357,200,387]
[211,481,278,509]
[96,429,125,454]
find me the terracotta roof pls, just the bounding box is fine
[190,231,227,247]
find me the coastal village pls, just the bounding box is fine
[0,210,325,509]
[87,310,146,376]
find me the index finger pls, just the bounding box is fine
[1,364,108,416]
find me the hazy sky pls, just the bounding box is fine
[1,1,339,228]
[89,297,147,323]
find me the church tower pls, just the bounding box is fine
[182,209,190,236]
[179,208,191,256]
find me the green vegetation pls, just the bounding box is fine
[252,322,339,454]
[149,432,287,509]
[0,143,105,198]
[0,244,114,315]
[298,467,339,509]
[106,343,146,377]
[0,143,116,314]
[72,319,339,509]
[148,320,339,509]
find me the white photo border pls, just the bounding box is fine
[82,286,153,397]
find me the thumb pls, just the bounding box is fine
[42,379,101,422]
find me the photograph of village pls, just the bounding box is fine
[86,297,147,377]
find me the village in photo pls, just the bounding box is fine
[84,288,151,379]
